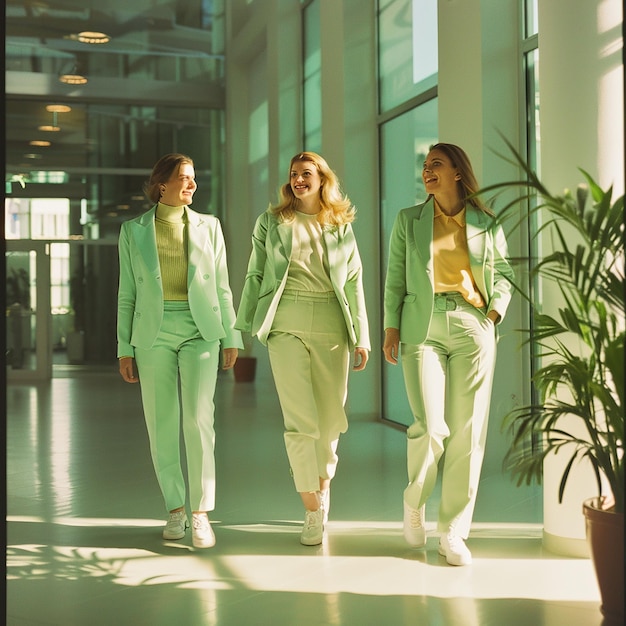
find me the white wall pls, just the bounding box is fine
[538,0,624,555]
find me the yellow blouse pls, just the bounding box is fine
[432,203,485,308]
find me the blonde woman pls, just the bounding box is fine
[236,152,370,545]
[383,143,514,565]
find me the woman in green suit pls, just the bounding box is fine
[236,152,370,546]
[383,143,514,566]
[117,153,243,548]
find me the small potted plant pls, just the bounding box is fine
[480,138,623,623]
[233,332,257,383]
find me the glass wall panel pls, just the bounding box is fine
[378,0,438,113]
[5,1,225,377]
[525,52,540,173]
[6,250,37,371]
[524,0,539,37]
[6,102,220,242]
[380,98,437,426]
[524,42,541,416]
[303,0,322,152]
[5,2,224,84]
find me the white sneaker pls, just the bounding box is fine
[438,532,472,566]
[300,508,324,546]
[163,509,188,540]
[403,502,426,547]
[192,512,216,548]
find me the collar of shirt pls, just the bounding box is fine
[433,202,466,227]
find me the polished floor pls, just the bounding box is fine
[6,359,604,626]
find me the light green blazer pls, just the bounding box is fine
[117,206,243,358]
[384,197,514,345]
[235,210,370,350]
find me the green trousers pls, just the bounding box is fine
[401,292,497,538]
[135,301,220,513]
[267,290,350,493]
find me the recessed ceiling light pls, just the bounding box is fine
[78,31,110,44]
[46,104,72,113]
[38,125,61,132]
[30,140,51,147]
[59,73,88,85]
[24,153,44,159]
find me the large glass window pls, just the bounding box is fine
[5,198,70,240]
[303,0,322,152]
[522,2,541,417]
[6,249,38,371]
[524,0,539,38]
[377,0,438,113]
[379,100,437,427]
[378,0,438,426]
[5,2,226,375]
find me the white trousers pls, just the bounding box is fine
[401,292,497,538]
[135,301,220,513]
[267,290,350,493]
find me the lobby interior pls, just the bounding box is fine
[5,1,623,625]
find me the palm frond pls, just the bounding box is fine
[486,137,624,513]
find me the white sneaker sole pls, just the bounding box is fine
[438,543,472,566]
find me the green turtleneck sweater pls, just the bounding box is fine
[155,203,188,301]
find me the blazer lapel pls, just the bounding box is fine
[323,227,339,279]
[134,207,160,277]
[276,221,293,260]
[186,208,208,283]
[465,209,487,266]
[413,198,434,270]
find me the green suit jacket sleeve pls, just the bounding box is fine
[235,210,371,350]
[117,206,243,358]
[383,198,514,345]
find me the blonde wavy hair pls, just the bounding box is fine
[270,152,356,226]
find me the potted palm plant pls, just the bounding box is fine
[233,332,257,383]
[480,139,624,623]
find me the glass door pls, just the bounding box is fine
[6,241,52,381]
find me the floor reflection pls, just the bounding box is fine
[6,367,603,625]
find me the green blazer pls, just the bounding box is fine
[117,206,243,358]
[235,210,371,350]
[384,197,514,345]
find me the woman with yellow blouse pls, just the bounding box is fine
[383,143,514,566]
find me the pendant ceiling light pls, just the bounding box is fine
[77,31,110,44]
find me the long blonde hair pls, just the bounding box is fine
[270,152,356,226]
[429,143,494,217]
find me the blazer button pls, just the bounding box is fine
[213,306,218,311]
[203,274,210,280]
[138,277,144,283]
